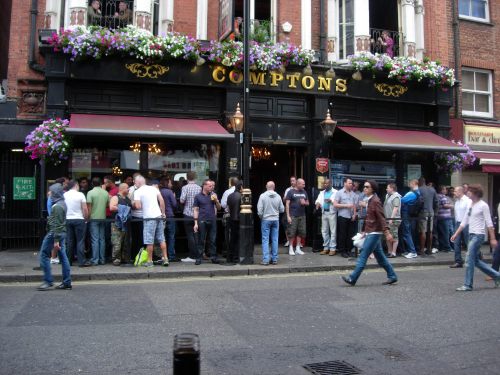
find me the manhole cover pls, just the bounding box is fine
[375,348,411,361]
[303,360,362,375]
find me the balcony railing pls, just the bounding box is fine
[369,28,403,57]
[88,0,134,29]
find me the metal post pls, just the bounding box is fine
[242,0,250,187]
[239,188,254,264]
[39,159,46,243]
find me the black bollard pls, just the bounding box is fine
[239,188,254,265]
[173,333,200,375]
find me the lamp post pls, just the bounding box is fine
[320,109,337,138]
[242,0,250,187]
[229,103,244,177]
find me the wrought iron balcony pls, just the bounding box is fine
[369,28,404,57]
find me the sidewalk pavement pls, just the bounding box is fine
[0,247,492,283]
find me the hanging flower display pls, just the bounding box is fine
[433,141,476,176]
[347,52,456,88]
[24,118,71,164]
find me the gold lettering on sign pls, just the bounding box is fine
[317,76,332,91]
[286,73,300,88]
[301,76,315,90]
[250,71,266,85]
[212,66,226,82]
[229,70,243,84]
[374,83,408,98]
[125,63,170,79]
[270,71,284,87]
[335,79,347,93]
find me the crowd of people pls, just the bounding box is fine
[37,172,500,292]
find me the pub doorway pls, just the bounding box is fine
[249,145,306,243]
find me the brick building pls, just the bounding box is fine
[0,0,464,249]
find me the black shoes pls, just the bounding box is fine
[341,276,355,286]
[55,283,72,290]
[382,279,398,285]
[341,253,350,258]
[195,259,202,265]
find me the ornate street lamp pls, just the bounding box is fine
[320,109,337,138]
[229,103,244,132]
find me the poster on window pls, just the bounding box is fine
[218,0,234,41]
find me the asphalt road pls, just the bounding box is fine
[1,266,499,375]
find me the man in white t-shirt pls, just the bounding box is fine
[133,176,168,267]
[64,180,90,267]
[451,184,500,291]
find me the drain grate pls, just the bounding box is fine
[303,360,362,375]
[375,348,411,361]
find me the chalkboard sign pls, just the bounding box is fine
[13,177,36,200]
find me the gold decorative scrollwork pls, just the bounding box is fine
[125,63,170,79]
[374,83,408,98]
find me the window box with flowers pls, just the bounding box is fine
[433,141,476,176]
[24,119,71,165]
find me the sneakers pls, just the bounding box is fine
[37,282,53,291]
[271,260,278,265]
[295,248,305,255]
[161,258,169,267]
[320,249,329,255]
[495,277,500,288]
[403,253,418,259]
[181,257,196,263]
[329,250,337,256]
[50,258,59,264]
[456,285,472,292]
[341,275,355,286]
[284,241,290,247]
[55,283,72,290]
[288,247,295,256]
[431,248,439,254]
[143,261,154,268]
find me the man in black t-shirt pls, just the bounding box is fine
[285,178,309,256]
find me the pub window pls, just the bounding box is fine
[458,0,489,22]
[234,0,274,43]
[87,0,134,29]
[369,0,402,57]
[462,68,493,118]
[338,0,354,60]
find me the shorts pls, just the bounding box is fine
[418,211,434,233]
[388,221,401,240]
[287,216,306,238]
[143,218,165,245]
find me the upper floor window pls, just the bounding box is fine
[338,0,354,60]
[462,68,493,118]
[88,0,134,29]
[458,0,489,22]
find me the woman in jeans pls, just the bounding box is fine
[451,184,500,291]
[341,180,398,286]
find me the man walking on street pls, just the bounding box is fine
[180,171,201,263]
[334,178,358,258]
[133,176,169,267]
[450,186,470,268]
[418,177,439,256]
[384,183,401,258]
[38,183,72,290]
[285,178,309,255]
[258,181,285,265]
[64,180,90,267]
[451,184,500,291]
[401,179,420,258]
[315,178,337,256]
[87,177,109,265]
[193,179,221,265]
[226,181,243,265]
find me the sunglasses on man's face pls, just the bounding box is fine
[363,185,371,189]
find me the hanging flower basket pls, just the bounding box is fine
[24,118,71,165]
[433,141,476,176]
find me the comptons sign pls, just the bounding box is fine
[465,125,500,149]
[211,66,348,93]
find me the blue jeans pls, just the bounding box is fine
[401,214,416,254]
[197,220,217,261]
[464,233,500,288]
[437,217,453,251]
[39,232,71,285]
[261,220,279,263]
[165,219,176,260]
[349,233,397,284]
[66,219,87,265]
[89,221,106,265]
[453,222,468,265]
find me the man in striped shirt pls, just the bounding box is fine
[180,171,201,263]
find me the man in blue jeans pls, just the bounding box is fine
[450,186,470,268]
[86,177,109,265]
[193,180,221,265]
[451,184,500,291]
[160,177,178,262]
[257,181,285,265]
[38,183,72,290]
[401,179,420,259]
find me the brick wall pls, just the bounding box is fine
[174,0,197,37]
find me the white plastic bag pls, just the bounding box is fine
[352,233,366,249]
